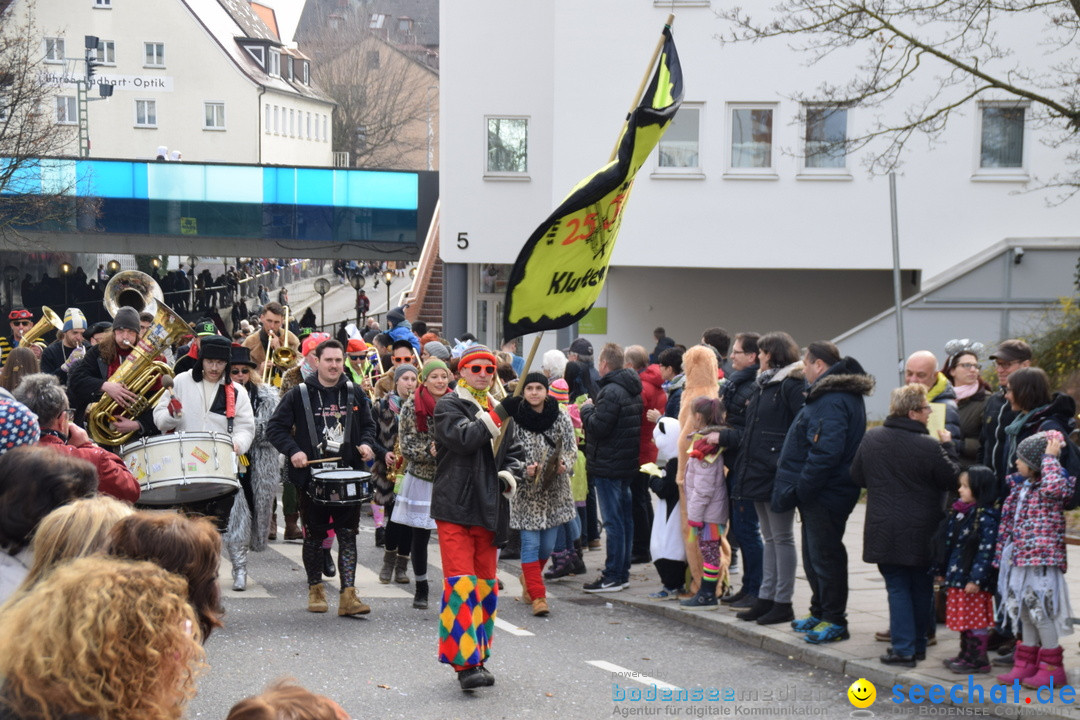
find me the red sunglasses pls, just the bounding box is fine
[463,364,495,375]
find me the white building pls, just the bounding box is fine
[17,0,335,165]
[439,1,1080,417]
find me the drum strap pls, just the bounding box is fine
[299,382,357,464]
[299,384,321,458]
[342,381,355,460]
[224,383,235,434]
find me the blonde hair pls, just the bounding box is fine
[0,556,205,720]
[889,383,929,418]
[16,495,134,594]
[226,679,350,720]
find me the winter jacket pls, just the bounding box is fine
[955,387,988,468]
[387,325,420,353]
[772,357,874,514]
[994,455,1075,571]
[684,428,729,526]
[398,394,438,481]
[238,381,282,551]
[978,389,1016,497]
[717,364,759,473]
[935,504,1000,591]
[927,373,963,440]
[581,367,643,479]
[153,370,255,454]
[852,416,960,567]
[67,337,158,438]
[39,433,140,503]
[731,362,805,502]
[266,374,377,492]
[637,364,667,465]
[430,385,525,545]
[663,374,685,420]
[1005,393,1077,471]
[40,340,85,386]
[371,393,403,504]
[510,401,577,531]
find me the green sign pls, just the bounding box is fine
[577,307,607,335]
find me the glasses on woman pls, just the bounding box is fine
[955,362,980,369]
[231,368,250,376]
[391,356,412,364]
[463,364,496,375]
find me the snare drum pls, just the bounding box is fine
[309,469,371,506]
[122,432,240,506]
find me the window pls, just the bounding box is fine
[656,104,701,173]
[135,99,157,127]
[980,104,1025,170]
[803,106,848,170]
[144,42,164,67]
[486,117,528,175]
[301,62,310,85]
[55,96,77,124]
[245,45,265,68]
[264,103,270,133]
[94,0,112,6]
[268,49,281,77]
[44,37,65,63]
[204,102,225,130]
[99,40,116,65]
[728,104,775,173]
[306,112,311,140]
[322,115,328,142]
[289,108,295,137]
[286,56,294,81]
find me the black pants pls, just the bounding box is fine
[799,501,853,626]
[631,473,654,558]
[301,495,361,587]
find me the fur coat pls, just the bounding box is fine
[226,382,281,551]
[509,400,577,531]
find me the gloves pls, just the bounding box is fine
[61,344,86,372]
[167,397,183,418]
[498,470,517,500]
[494,395,523,421]
[648,474,666,497]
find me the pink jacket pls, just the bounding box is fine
[994,454,1074,571]
[684,435,728,527]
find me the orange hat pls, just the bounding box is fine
[347,338,368,354]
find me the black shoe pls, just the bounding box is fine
[322,548,336,577]
[583,576,624,593]
[736,598,774,622]
[880,648,917,668]
[631,553,652,564]
[374,526,386,548]
[477,666,495,685]
[728,593,757,610]
[413,580,429,610]
[915,650,927,661]
[458,666,491,691]
[720,588,748,606]
[756,601,795,626]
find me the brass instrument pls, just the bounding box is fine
[86,271,190,446]
[262,305,296,385]
[18,306,62,347]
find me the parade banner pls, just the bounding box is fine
[502,25,683,339]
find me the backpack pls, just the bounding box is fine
[1061,434,1080,510]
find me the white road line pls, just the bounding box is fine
[585,661,681,690]
[426,541,536,636]
[270,539,411,599]
[493,617,535,636]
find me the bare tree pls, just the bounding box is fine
[0,2,93,241]
[300,15,436,170]
[717,0,1080,192]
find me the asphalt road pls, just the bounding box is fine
[189,520,862,719]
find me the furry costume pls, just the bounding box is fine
[676,346,730,593]
[225,382,282,552]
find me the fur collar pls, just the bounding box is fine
[806,358,875,403]
[759,360,804,386]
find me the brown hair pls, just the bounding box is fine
[225,680,349,720]
[0,447,98,552]
[599,342,624,372]
[1007,366,1052,412]
[0,347,40,392]
[261,302,284,318]
[757,332,801,369]
[106,512,224,641]
[805,340,841,368]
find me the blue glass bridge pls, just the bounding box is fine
[0,158,438,260]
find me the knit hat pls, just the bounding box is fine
[549,378,570,404]
[458,344,496,367]
[112,307,140,332]
[88,321,112,339]
[387,307,406,326]
[347,338,368,354]
[522,371,549,390]
[199,335,232,361]
[62,308,87,333]
[301,332,330,357]
[193,318,217,337]
[1016,430,1063,472]
[394,363,418,382]
[423,340,450,361]
[419,332,440,346]
[0,396,40,454]
[420,358,449,382]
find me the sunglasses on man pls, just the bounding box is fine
[463,364,496,375]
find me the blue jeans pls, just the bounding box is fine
[520,527,560,564]
[731,498,763,596]
[878,563,934,657]
[553,516,581,553]
[594,476,633,584]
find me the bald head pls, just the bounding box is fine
[905,351,939,389]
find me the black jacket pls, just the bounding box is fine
[732,363,805,501]
[978,389,1014,495]
[955,388,988,468]
[66,340,157,439]
[40,339,84,385]
[581,368,643,479]
[266,373,377,491]
[853,416,959,567]
[430,386,525,545]
[717,364,759,473]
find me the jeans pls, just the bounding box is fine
[553,516,582,553]
[594,476,633,584]
[520,527,560,564]
[799,501,853,626]
[878,563,934,657]
[730,498,763,596]
[754,501,796,604]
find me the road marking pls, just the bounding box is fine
[270,539,411,599]
[493,617,535,636]
[425,541,536,636]
[585,661,681,690]
[218,555,272,598]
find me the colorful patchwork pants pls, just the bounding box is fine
[436,521,498,670]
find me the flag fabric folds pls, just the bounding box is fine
[502,26,684,340]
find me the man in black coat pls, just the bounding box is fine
[267,339,378,618]
[978,339,1033,496]
[580,342,643,594]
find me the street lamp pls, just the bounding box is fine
[383,270,393,318]
[348,273,366,325]
[106,259,120,275]
[3,266,18,314]
[59,263,72,306]
[313,277,331,329]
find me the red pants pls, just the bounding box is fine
[436,521,499,670]
[436,521,497,578]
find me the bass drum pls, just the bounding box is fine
[122,432,239,506]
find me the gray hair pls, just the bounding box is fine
[13,373,68,426]
[540,349,568,379]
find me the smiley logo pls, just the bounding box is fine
[847,678,876,708]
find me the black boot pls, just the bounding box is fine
[755,601,795,625]
[375,526,386,548]
[413,579,429,609]
[322,547,336,577]
[736,598,774,622]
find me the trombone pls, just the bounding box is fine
[262,305,296,385]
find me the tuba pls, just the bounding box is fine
[86,271,191,446]
[18,306,63,348]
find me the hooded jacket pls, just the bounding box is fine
[926,372,963,440]
[771,357,874,514]
[731,361,805,502]
[580,367,643,478]
[637,364,667,465]
[716,363,759,473]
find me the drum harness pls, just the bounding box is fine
[298,381,357,469]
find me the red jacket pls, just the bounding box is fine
[39,433,141,503]
[638,364,668,465]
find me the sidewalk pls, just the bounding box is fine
[536,502,1080,718]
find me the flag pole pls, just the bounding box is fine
[610,14,675,163]
[492,331,544,454]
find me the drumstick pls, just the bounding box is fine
[304,456,342,466]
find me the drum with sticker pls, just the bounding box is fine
[121,431,239,505]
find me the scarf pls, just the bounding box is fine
[1004,407,1035,468]
[954,382,980,401]
[514,396,560,434]
[457,378,502,429]
[662,373,685,395]
[300,361,316,381]
[952,499,975,513]
[413,385,438,432]
[386,392,403,416]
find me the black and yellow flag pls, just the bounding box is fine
[502,26,683,339]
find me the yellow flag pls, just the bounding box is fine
[503,26,683,339]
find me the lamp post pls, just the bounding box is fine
[349,273,365,326]
[59,263,72,306]
[106,259,120,276]
[3,266,18,315]
[313,277,331,329]
[383,270,393,319]
[188,255,198,312]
